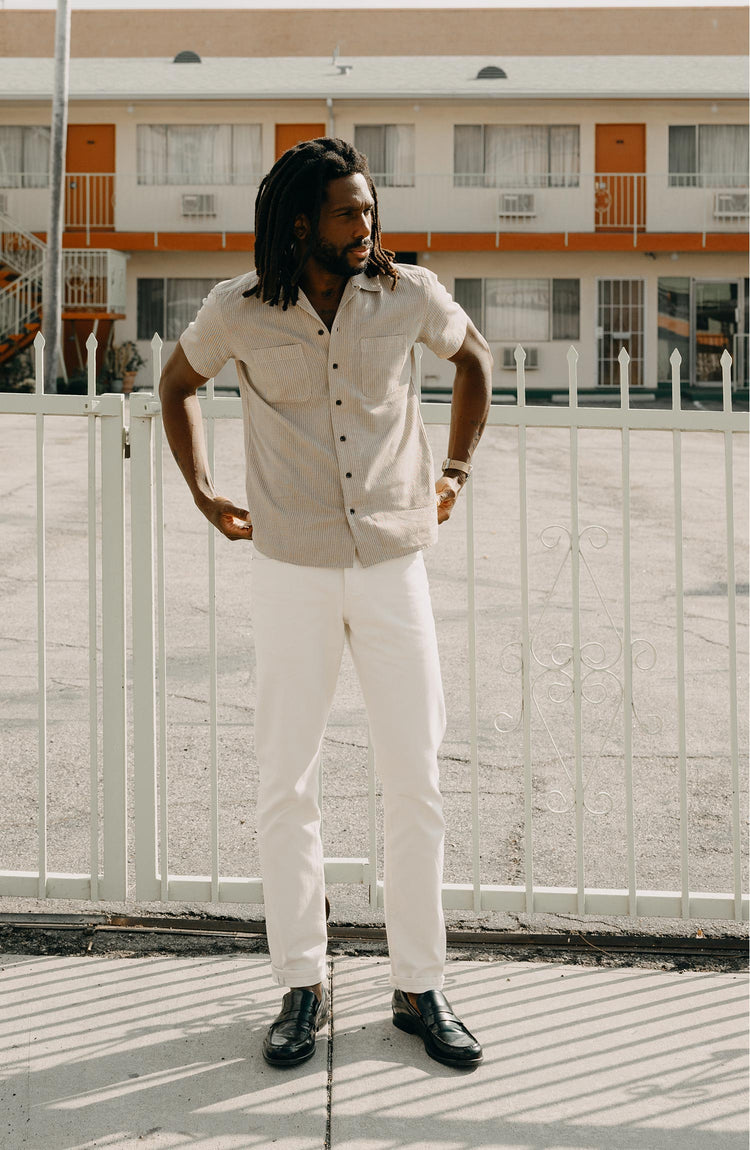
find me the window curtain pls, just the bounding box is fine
[231,124,262,185]
[485,126,548,188]
[0,126,49,188]
[383,125,414,187]
[552,279,580,340]
[354,126,386,180]
[139,125,260,185]
[165,279,216,339]
[167,125,230,185]
[668,125,697,187]
[354,125,414,186]
[549,126,579,188]
[137,278,165,341]
[699,125,749,188]
[0,127,23,188]
[137,125,168,185]
[454,125,484,187]
[23,127,50,188]
[454,279,483,332]
[485,278,550,340]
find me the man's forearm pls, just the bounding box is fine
[446,356,492,470]
[159,387,216,510]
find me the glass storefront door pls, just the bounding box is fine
[693,280,745,388]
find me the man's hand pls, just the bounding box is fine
[435,474,464,524]
[197,494,253,541]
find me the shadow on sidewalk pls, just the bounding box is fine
[1,952,747,1149]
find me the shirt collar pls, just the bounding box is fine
[352,272,383,292]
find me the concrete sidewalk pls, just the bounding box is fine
[1,953,747,1150]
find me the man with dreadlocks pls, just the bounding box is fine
[160,137,492,1070]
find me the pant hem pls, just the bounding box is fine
[271,964,327,989]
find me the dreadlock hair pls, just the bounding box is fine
[246,137,399,310]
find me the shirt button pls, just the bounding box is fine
[340,435,346,442]
[335,399,342,405]
[349,508,355,515]
[317,329,324,335]
[332,363,338,369]
[345,472,352,478]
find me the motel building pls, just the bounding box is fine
[0,5,747,398]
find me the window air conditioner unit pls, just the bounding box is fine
[502,347,539,370]
[713,192,749,219]
[498,193,536,218]
[181,193,217,217]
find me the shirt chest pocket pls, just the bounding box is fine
[244,343,312,404]
[360,334,410,401]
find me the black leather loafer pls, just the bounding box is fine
[262,985,329,1067]
[392,988,483,1068]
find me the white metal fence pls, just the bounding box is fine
[0,333,747,921]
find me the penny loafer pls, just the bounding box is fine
[392,988,483,1068]
[262,985,329,1067]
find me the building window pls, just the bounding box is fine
[597,279,645,387]
[455,277,580,341]
[354,125,415,187]
[137,277,217,340]
[668,125,749,188]
[454,125,580,188]
[137,125,262,186]
[0,126,50,188]
[657,277,690,384]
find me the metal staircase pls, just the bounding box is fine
[0,211,46,366]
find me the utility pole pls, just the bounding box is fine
[42,0,71,393]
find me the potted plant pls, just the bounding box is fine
[102,340,146,394]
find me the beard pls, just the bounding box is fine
[309,234,371,279]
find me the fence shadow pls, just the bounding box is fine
[330,955,749,1150]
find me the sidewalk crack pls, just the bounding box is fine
[325,955,334,1150]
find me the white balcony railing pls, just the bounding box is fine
[1,172,747,241]
[63,249,127,314]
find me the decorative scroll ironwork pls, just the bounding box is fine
[495,523,660,815]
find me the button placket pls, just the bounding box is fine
[327,311,357,514]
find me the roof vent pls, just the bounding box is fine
[173,50,202,63]
[476,65,506,79]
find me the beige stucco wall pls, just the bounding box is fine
[3,95,747,236]
[1,7,746,58]
[120,248,747,392]
[3,94,744,391]
[420,250,747,390]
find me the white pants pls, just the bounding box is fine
[251,548,447,993]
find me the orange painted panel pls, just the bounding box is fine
[595,124,646,232]
[275,123,326,160]
[65,124,115,229]
[595,124,645,175]
[66,124,115,173]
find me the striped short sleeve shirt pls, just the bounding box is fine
[179,263,468,568]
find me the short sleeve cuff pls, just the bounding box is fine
[179,287,232,379]
[435,310,468,360]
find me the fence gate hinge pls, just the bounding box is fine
[123,427,131,459]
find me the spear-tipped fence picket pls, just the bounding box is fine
[0,333,746,921]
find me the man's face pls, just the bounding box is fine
[300,173,375,280]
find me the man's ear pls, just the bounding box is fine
[294,214,310,240]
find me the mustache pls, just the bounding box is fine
[348,241,372,252]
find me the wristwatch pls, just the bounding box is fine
[442,457,472,478]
